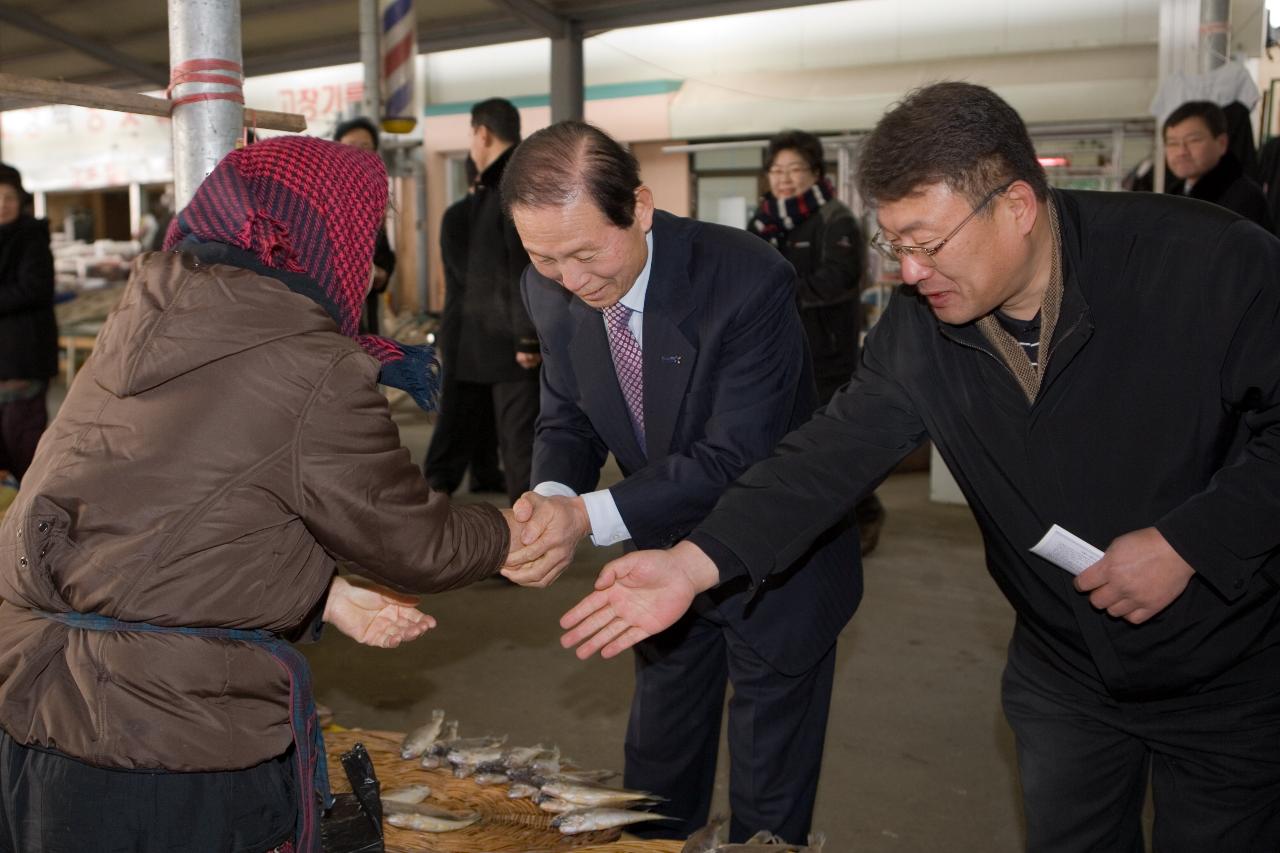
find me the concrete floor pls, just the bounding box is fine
[301,407,1028,852]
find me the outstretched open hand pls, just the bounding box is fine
[559,542,721,659]
[323,575,437,648]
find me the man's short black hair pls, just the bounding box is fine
[501,120,641,229]
[1163,101,1228,138]
[858,82,1049,208]
[333,116,379,149]
[766,129,825,177]
[471,98,521,145]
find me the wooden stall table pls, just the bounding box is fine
[324,729,684,853]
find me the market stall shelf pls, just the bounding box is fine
[324,729,684,853]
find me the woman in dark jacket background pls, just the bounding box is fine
[0,164,56,482]
[750,130,885,554]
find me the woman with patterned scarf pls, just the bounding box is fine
[749,129,886,555]
[0,136,516,852]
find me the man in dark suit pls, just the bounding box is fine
[498,121,862,844]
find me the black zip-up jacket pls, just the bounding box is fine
[453,146,539,384]
[0,216,57,381]
[1167,150,1274,232]
[773,198,863,391]
[691,188,1280,701]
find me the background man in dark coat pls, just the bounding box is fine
[500,121,861,844]
[1164,99,1273,230]
[443,97,540,504]
[423,158,505,495]
[564,83,1280,851]
[0,163,56,481]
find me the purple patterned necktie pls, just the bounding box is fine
[602,302,645,449]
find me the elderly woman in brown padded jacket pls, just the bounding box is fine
[0,136,517,853]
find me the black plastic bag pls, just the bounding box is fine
[320,743,384,853]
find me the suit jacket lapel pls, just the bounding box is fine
[640,213,696,461]
[568,297,646,467]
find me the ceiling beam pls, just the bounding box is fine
[573,0,850,32]
[0,5,169,88]
[488,0,568,37]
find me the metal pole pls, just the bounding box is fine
[1199,0,1230,72]
[360,0,380,121]
[168,0,244,210]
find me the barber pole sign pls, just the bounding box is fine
[380,0,417,133]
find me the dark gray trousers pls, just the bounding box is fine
[623,605,836,844]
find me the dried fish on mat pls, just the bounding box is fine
[380,784,431,804]
[381,800,480,833]
[540,779,661,807]
[399,709,446,759]
[681,814,726,852]
[551,807,672,835]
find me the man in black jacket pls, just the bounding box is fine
[563,83,1280,851]
[0,164,56,481]
[1164,100,1273,230]
[438,98,540,504]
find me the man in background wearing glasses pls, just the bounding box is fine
[562,81,1280,851]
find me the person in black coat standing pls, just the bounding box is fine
[1164,100,1273,230]
[447,98,541,504]
[751,129,886,555]
[0,164,56,481]
[423,159,505,495]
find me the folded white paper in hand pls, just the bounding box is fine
[1030,525,1104,576]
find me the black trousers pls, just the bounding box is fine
[423,379,502,494]
[0,729,295,853]
[491,376,539,505]
[623,605,836,844]
[0,392,48,482]
[1002,635,1280,853]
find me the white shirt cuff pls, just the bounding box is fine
[532,481,632,547]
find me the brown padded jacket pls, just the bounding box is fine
[0,251,508,771]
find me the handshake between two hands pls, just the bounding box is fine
[324,492,723,661]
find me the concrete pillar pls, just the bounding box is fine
[1200,0,1231,72]
[167,0,244,209]
[550,22,584,123]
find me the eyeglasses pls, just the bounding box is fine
[767,165,813,179]
[870,180,1015,266]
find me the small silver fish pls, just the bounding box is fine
[552,807,671,835]
[539,779,658,807]
[472,772,508,785]
[399,709,446,760]
[381,784,431,804]
[500,744,548,769]
[557,768,618,784]
[681,814,726,853]
[447,744,505,766]
[382,801,480,833]
[452,763,476,779]
[507,782,539,799]
[537,797,579,814]
[746,831,784,844]
[419,755,443,769]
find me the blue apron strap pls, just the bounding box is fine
[33,610,331,853]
